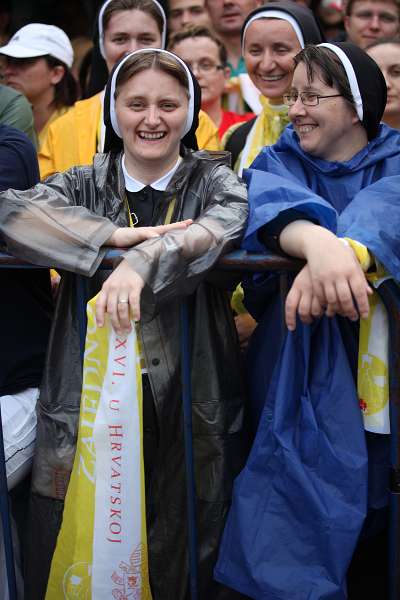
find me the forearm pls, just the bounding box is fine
[279,220,338,260]
[0,186,118,276]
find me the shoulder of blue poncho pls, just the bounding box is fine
[246,124,298,172]
[247,122,400,177]
[241,171,338,253]
[338,174,400,280]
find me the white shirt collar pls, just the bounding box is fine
[122,155,182,192]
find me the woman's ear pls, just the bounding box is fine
[50,64,66,86]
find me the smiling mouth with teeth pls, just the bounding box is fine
[138,132,167,140]
[297,125,317,134]
[258,74,285,81]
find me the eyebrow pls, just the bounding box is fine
[291,84,323,93]
[354,8,398,17]
[122,94,181,101]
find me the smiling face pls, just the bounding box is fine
[367,42,400,127]
[344,0,400,49]
[243,18,302,103]
[115,67,189,175]
[103,9,163,72]
[288,61,367,161]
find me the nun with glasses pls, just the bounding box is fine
[215,42,400,598]
[222,1,324,176]
[1,49,248,598]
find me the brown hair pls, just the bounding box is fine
[294,45,355,107]
[115,50,189,97]
[168,25,228,65]
[45,56,78,108]
[102,0,164,35]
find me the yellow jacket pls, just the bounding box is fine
[39,93,221,180]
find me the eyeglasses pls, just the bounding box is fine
[185,60,224,74]
[283,92,343,106]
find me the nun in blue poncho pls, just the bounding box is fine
[215,43,400,599]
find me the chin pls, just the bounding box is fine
[257,81,288,102]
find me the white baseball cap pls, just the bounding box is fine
[0,23,74,68]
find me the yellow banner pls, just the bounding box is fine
[46,296,152,599]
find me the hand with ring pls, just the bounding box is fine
[96,260,145,335]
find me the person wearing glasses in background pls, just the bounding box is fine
[341,0,399,48]
[169,25,254,138]
[167,0,211,33]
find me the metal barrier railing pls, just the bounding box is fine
[0,249,397,600]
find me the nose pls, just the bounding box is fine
[4,61,16,77]
[144,104,161,126]
[181,10,190,26]
[288,95,307,120]
[190,63,202,78]
[259,50,276,72]
[127,39,141,53]
[368,14,381,29]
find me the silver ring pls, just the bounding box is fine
[118,299,129,304]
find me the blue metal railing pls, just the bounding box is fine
[0,249,397,600]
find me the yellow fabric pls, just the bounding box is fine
[46,297,151,599]
[37,105,71,150]
[197,110,221,151]
[231,283,247,315]
[39,91,220,180]
[222,96,289,173]
[39,93,102,180]
[343,237,390,433]
[343,238,372,272]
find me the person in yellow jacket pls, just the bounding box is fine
[0,23,78,149]
[39,0,220,180]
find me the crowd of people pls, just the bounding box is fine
[0,0,400,598]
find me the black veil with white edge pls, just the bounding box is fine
[318,42,387,140]
[103,48,201,153]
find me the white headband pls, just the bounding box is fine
[98,0,167,59]
[242,10,305,53]
[318,43,363,121]
[109,48,195,139]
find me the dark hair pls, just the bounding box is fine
[168,25,228,65]
[366,34,400,50]
[115,50,189,97]
[294,45,355,107]
[45,56,78,108]
[345,0,400,17]
[102,0,164,36]
[79,47,94,99]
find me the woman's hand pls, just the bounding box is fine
[302,231,372,322]
[96,259,144,335]
[106,220,193,247]
[285,264,325,331]
[279,222,372,327]
[234,313,258,350]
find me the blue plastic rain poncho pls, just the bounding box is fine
[214,122,400,599]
